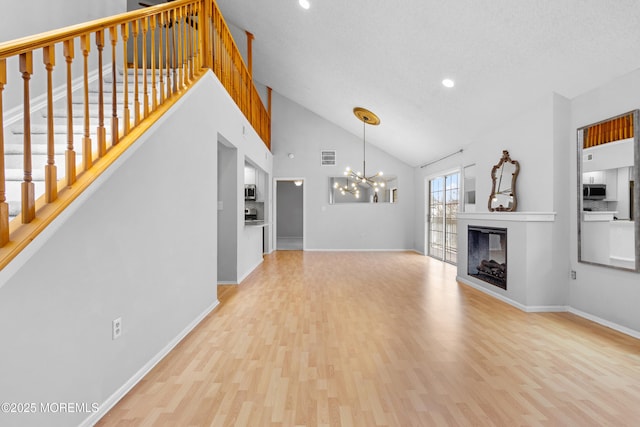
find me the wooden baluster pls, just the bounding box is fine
[158,12,165,104]
[188,4,194,80]
[172,10,178,93]
[185,4,191,81]
[182,5,188,87]
[141,17,149,119]
[132,19,141,126]
[110,26,119,146]
[63,40,76,186]
[43,45,57,203]
[166,10,173,98]
[121,23,131,136]
[0,59,9,245]
[150,15,158,111]
[96,30,106,157]
[176,7,183,90]
[20,52,35,223]
[183,5,189,83]
[196,1,204,69]
[212,10,219,76]
[202,0,212,70]
[81,35,92,171]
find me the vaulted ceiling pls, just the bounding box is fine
[216,0,640,167]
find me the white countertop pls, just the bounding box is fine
[244,220,269,227]
[582,211,617,222]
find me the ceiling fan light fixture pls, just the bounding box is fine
[442,78,455,88]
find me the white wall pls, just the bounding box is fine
[0,73,219,427]
[2,0,126,40]
[415,95,558,254]
[271,92,415,251]
[570,68,640,333]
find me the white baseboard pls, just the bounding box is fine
[458,275,640,339]
[81,299,219,427]
[456,276,568,313]
[568,307,640,340]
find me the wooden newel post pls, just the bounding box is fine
[20,52,35,223]
[43,45,58,203]
[0,59,10,245]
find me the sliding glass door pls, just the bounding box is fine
[428,172,459,264]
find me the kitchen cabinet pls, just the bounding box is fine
[244,164,256,185]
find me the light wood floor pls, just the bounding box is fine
[97,251,640,426]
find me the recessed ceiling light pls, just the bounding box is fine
[442,78,455,88]
[299,0,310,9]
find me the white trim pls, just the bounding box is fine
[80,299,220,427]
[456,276,568,313]
[567,307,640,340]
[273,177,306,251]
[457,212,556,222]
[4,63,112,127]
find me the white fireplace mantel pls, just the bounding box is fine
[457,211,564,312]
[457,212,556,222]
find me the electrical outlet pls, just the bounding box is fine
[112,317,122,340]
[570,270,577,280]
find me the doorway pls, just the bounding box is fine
[217,140,238,283]
[427,171,460,264]
[275,179,304,250]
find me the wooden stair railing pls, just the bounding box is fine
[0,0,270,268]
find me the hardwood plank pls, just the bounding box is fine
[97,251,640,426]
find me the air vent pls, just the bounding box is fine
[321,150,336,166]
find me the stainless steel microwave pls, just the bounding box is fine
[245,184,256,200]
[583,184,606,200]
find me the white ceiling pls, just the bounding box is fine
[216,0,640,167]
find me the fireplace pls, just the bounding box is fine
[467,226,507,289]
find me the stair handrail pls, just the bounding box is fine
[0,0,270,268]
